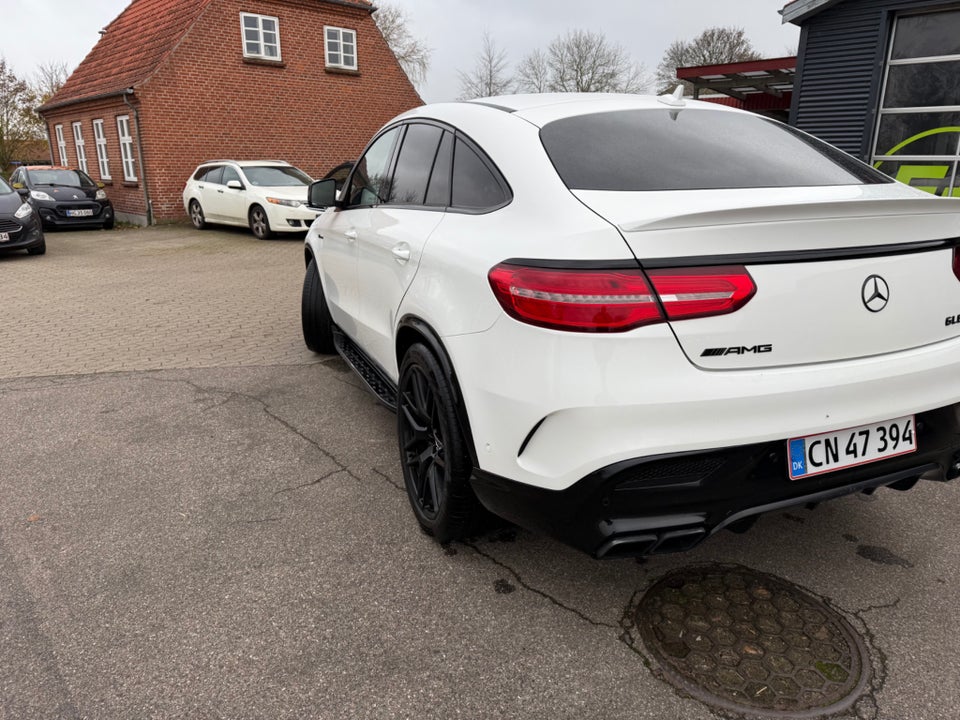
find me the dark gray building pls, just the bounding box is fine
[785,0,960,196]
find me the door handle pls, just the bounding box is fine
[392,244,411,263]
[217,189,224,194]
[345,230,358,241]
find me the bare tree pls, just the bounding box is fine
[33,60,70,104]
[656,27,761,93]
[457,31,512,100]
[373,3,430,88]
[0,58,37,171]
[521,30,650,94]
[515,49,550,93]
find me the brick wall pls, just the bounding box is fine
[41,0,423,224]
[42,97,150,223]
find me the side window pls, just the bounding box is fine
[202,166,224,184]
[451,138,509,210]
[346,127,401,207]
[222,166,241,186]
[425,132,453,207]
[388,124,444,206]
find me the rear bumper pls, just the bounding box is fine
[469,403,960,557]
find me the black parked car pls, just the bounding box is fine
[10,166,114,230]
[0,176,45,255]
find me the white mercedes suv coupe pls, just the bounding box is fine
[300,93,960,558]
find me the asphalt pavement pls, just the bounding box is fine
[1,227,958,719]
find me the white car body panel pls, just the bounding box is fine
[305,93,960,498]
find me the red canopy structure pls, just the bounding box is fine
[675,56,797,121]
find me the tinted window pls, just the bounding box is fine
[346,127,401,207]
[540,109,891,192]
[451,138,508,209]
[196,166,223,184]
[388,124,444,205]
[425,132,453,207]
[243,165,312,186]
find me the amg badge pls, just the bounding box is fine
[701,344,773,357]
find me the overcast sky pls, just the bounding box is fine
[6,0,799,103]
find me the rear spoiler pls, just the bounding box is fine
[620,197,960,233]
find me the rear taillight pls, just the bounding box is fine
[488,263,755,333]
[953,247,960,281]
[487,264,662,332]
[647,266,756,321]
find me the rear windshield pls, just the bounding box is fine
[243,165,312,187]
[539,109,892,191]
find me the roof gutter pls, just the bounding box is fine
[320,0,375,13]
[123,89,154,226]
[780,0,841,24]
[37,88,133,115]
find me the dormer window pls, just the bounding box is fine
[241,12,281,61]
[325,26,357,71]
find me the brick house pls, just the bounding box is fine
[38,0,422,225]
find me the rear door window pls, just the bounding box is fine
[425,132,454,207]
[539,109,892,191]
[387,123,444,206]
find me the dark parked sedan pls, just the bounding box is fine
[9,166,114,230]
[0,176,45,255]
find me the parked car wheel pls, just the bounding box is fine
[103,217,114,230]
[189,200,206,230]
[301,258,335,353]
[398,343,480,543]
[26,238,46,256]
[249,204,272,239]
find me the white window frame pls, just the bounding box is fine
[240,12,281,61]
[93,119,111,180]
[117,115,137,182]
[54,124,67,165]
[72,122,88,173]
[324,26,357,71]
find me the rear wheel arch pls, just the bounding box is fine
[396,317,478,467]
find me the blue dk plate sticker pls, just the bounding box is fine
[789,438,807,478]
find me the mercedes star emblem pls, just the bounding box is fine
[861,275,890,313]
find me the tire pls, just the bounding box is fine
[27,237,46,256]
[249,204,272,239]
[398,343,480,543]
[301,258,335,353]
[103,216,114,230]
[189,200,206,230]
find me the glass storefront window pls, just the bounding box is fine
[873,8,960,196]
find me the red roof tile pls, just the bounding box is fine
[40,0,215,111]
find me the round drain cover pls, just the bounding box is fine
[633,566,870,717]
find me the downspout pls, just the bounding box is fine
[123,88,153,225]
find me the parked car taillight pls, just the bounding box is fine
[647,266,756,321]
[488,262,755,332]
[953,247,960,282]
[487,264,662,332]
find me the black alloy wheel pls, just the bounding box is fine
[301,258,335,353]
[398,343,479,543]
[189,200,206,230]
[249,204,272,239]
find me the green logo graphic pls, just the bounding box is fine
[875,127,960,196]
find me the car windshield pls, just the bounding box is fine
[27,169,95,188]
[243,166,312,187]
[0,177,12,194]
[539,109,893,191]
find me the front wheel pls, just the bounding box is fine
[398,343,480,543]
[26,237,46,256]
[301,258,335,353]
[249,204,272,240]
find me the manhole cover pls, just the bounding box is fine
[632,566,870,718]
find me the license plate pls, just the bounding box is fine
[0,232,8,243]
[67,209,94,217]
[788,415,916,480]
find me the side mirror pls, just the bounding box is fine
[13,184,27,196]
[308,178,338,209]
[226,179,243,190]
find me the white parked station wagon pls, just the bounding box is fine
[300,93,960,558]
[183,159,318,238]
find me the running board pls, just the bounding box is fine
[332,327,398,411]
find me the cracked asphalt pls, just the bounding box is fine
[2,227,960,719]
